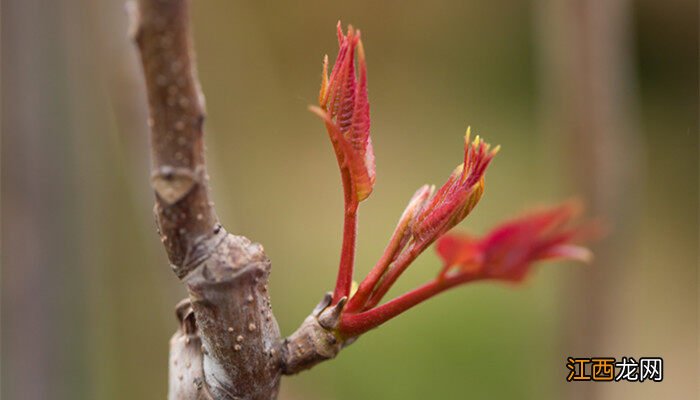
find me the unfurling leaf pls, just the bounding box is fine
[312,22,375,202]
[436,201,594,282]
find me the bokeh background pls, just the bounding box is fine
[2,0,697,399]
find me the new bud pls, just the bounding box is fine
[412,128,498,246]
[312,22,375,203]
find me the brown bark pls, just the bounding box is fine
[130,1,348,398]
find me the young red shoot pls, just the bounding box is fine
[349,130,499,312]
[312,22,375,304]
[310,23,595,343]
[338,202,594,338]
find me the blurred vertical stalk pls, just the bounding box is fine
[535,0,643,399]
[2,1,87,399]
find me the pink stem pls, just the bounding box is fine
[339,272,476,338]
[345,226,406,313]
[362,240,427,310]
[332,193,358,304]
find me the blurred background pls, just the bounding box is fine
[2,0,697,399]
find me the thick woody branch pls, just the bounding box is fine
[131,1,376,396]
[131,0,215,277]
[185,231,282,399]
[131,1,283,398]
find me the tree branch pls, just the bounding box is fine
[131,1,284,398]
[131,0,214,277]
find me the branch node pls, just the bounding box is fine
[282,293,352,375]
[151,165,199,205]
[318,296,346,329]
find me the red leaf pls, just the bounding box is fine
[436,201,595,282]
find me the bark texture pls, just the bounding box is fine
[131,1,349,398]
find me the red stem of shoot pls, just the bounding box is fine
[362,241,428,310]
[339,272,476,338]
[332,176,359,304]
[345,226,407,313]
